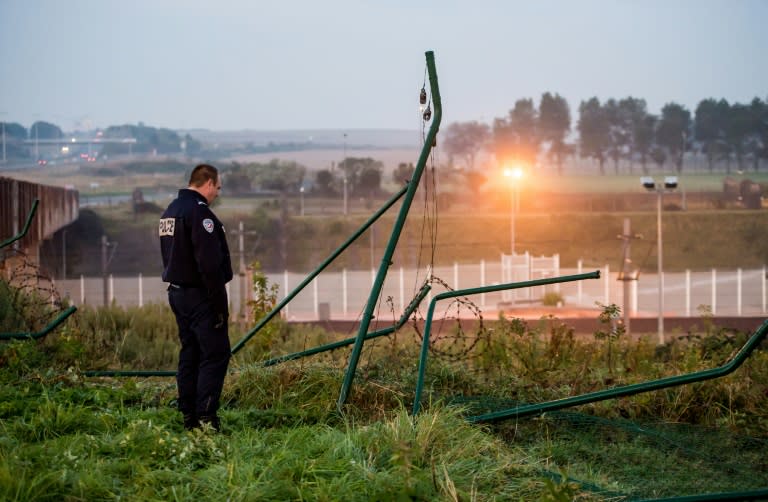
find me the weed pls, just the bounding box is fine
[594,303,625,378]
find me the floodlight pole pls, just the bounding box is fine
[656,188,664,344]
[343,133,348,216]
[509,182,515,255]
[503,167,523,255]
[642,176,677,344]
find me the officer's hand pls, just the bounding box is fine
[210,288,229,321]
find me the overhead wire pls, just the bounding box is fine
[413,64,439,299]
[362,65,435,369]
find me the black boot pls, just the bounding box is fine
[198,415,221,432]
[183,413,199,431]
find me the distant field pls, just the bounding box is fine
[73,194,768,277]
[1,162,183,197]
[221,147,422,172]
[535,172,768,193]
[3,150,766,199]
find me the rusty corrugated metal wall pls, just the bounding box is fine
[0,176,79,263]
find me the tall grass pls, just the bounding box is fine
[0,294,766,499]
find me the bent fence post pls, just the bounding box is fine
[0,306,78,341]
[260,282,431,367]
[338,49,443,410]
[1,199,78,341]
[0,199,38,250]
[230,184,408,355]
[412,271,601,415]
[466,316,768,423]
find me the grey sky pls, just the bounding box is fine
[1,0,766,132]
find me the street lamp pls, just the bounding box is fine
[343,176,348,216]
[342,133,348,216]
[641,175,678,344]
[300,186,305,216]
[503,166,523,255]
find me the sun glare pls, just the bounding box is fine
[503,166,524,180]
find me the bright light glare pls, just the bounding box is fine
[503,166,523,179]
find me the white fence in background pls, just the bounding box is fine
[54,261,768,321]
[501,252,560,302]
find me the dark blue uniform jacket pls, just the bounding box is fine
[159,189,233,302]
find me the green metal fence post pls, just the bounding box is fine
[261,283,430,367]
[337,50,442,410]
[1,199,79,341]
[412,271,601,415]
[467,316,768,423]
[0,306,78,340]
[230,185,407,355]
[1,199,39,250]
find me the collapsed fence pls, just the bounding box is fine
[1,199,77,340]
[2,51,767,501]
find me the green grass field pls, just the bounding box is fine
[1,286,767,501]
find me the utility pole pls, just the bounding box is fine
[239,221,246,324]
[230,221,258,324]
[101,235,117,306]
[280,192,288,270]
[239,221,245,281]
[101,235,108,307]
[641,176,678,344]
[617,218,640,335]
[343,133,348,216]
[656,189,664,341]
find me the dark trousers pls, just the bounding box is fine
[168,286,230,418]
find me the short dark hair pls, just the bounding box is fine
[188,164,219,188]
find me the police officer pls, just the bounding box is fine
[160,164,233,431]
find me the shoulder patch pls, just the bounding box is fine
[202,218,215,233]
[159,218,175,236]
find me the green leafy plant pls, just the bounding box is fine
[594,302,625,378]
[240,260,283,359]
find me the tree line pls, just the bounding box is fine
[442,94,768,175]
[0,121,201,160]
[222,157,390,197]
